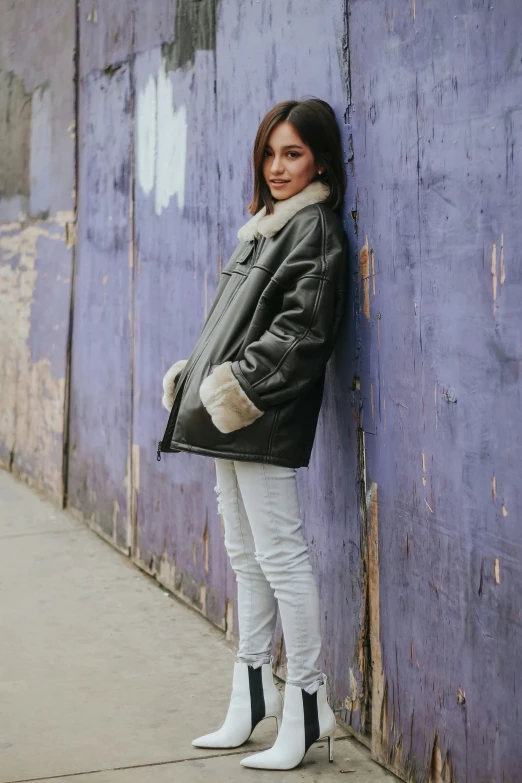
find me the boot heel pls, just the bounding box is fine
[327,732,334,762]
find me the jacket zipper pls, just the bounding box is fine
[157,263,253,461]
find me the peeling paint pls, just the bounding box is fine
[347,666,360,711]
[500,232,506,284]
[367,480,386,760]
[359,236,371,321]
[157,550,176,589]
[0,219,70,495]
[136,65,187,215]
[155,67,187,215]
[162,0,217,72]
[491,241,497,303]
[428,737,443,783]
[86,0,97,24]
[136,75,156,196]
[200,582,207,614]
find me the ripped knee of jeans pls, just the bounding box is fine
[254,550,267,565]
[214,485,225,516]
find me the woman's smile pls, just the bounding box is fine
[270,178,291,188]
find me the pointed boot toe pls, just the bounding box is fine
[191,661,283,749]
[240,676,336,770]
[192,727,248,749]
[240,748,293,770]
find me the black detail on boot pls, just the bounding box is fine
[248,665,266,731]
[302,689,320,752]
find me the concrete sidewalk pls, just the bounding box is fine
[0,470,396,783]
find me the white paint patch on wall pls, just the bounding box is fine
[137,75,156,197]
[155,68,187,216]
[136,63,187,216]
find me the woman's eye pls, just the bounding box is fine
[287,152,300,159]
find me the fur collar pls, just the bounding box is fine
[237,180,330,242]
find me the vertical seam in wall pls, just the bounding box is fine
[129,10,137,558]
[344,0,352,114]
[214,2,227,609]
[357,419,372,737]
[62,0,81,509]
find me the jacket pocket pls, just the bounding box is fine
[235,244,254,265]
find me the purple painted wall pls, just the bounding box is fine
[349,2,522,780]
[2,2,521,781]
[68,58,134,550]
[0,0,75,500]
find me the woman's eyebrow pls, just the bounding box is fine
[265,144,304,151]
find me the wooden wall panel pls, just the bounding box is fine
[68,58,133,550]
[131,35,226,628]
[0,0,75,501]
[348,1,522,779]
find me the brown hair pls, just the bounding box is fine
[248,98,346,216]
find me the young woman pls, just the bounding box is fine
[158,98,348,770]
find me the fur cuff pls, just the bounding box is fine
[162,359,188,410]
[199,362,264,434]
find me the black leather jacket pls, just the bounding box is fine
[158,201,348,468]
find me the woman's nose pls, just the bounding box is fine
[270,155,285,174]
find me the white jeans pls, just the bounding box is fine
[214,459,323,693]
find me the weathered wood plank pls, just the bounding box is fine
[349,0,522,779]
[67,60,133,549]
[131,33,226,627]
[0,0,75,500]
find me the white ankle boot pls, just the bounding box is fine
[240,675,336,769]
[192,660,283,748]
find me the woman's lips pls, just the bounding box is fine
[270,180,290,188]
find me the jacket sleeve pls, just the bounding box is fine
[235,256,347,410]
[199,211,348,433]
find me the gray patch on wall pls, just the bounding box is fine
[162,0,217,72]
[0,70,31,201]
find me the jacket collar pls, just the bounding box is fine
[237,180,330,242]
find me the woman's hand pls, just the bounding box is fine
[162,360,188,410]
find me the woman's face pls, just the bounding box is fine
[262,121,322,201]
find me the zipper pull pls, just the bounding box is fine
[157,441,162,462]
